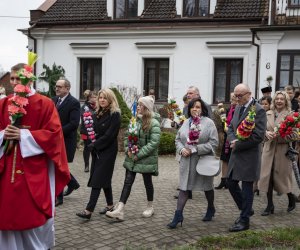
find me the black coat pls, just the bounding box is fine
[88,111,121,188]
[52,94,80,162]
[227,99,267,181]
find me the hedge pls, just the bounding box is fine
[111,87,132,129]
[159,130,176,155]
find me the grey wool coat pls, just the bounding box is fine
[175,116,219,191]
[227,99,267,182]
[258,109,294,194]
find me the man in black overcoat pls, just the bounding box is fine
[52,77,81,206]
[227,83,267,232]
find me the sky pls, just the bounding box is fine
[0,0,45,72]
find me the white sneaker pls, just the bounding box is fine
[106,202,124,221]
[142,206,154,218]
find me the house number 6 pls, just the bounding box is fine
[266,63,270,69]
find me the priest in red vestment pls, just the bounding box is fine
[0,63,70,249]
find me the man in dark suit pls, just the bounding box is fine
[227,83,266,232]
[53,77,81,206]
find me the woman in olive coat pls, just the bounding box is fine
[76,88,121,220]
[106,96,161,221]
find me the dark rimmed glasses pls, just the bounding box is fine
[234,92,250,99]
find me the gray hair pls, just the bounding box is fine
[59,77,71,88]
[188,86,200,95]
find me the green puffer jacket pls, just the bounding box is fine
[123,113,161,176]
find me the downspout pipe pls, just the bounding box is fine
[251,31,260,100]
[268,0,273,25]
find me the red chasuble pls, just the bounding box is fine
[0,94,70,230]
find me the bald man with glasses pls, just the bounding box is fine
[226,83,266,232]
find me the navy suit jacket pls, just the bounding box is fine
[52,94,80,162]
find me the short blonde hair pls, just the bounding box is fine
[270,90,291,112]
[96,88,120,114]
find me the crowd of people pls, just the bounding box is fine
[1,59,300,249]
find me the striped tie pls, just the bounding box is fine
[56,98,62,108]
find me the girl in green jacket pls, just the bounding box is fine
[106,96,161,221]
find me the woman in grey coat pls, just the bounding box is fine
[167,98,218,229]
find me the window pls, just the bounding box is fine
[276,51,300,89]
[213,59,243,103]
[183,0,209,17]
[144,59,169,102]
[80,58,102,99]
[289,0,300,7]
[114,0,138,19]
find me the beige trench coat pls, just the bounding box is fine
[258,110,293,194]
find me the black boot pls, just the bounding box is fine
[261,191,274,216]
[215,178,227,189]
[287,193,296,212]
[202,207,216,221]
[203,190,215,221]
[261,205,274,216]
[167,210,184,229]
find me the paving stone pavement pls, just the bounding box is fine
[53,150,300,249]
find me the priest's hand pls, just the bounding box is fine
[4,125,20,140]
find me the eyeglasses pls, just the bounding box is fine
[234,92,250,99]
[10,77,20,81]
[55,85,65,89]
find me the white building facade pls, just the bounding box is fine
[23,0,300,108]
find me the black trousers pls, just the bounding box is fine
[83,139,91,167]
[57,173,79,202]
[119,169,154,204]
[227,172,254,223]
[86,186,113,212]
